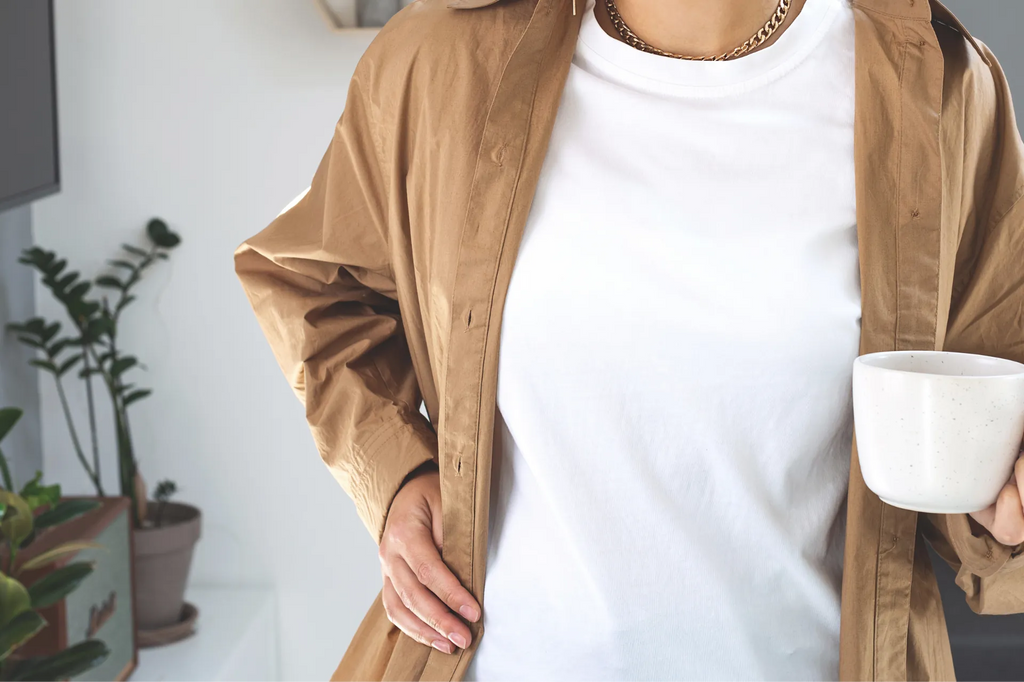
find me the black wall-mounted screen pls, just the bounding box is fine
[0,0,59,213]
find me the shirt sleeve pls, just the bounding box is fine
[920,39,1024,613]
[233,55,438,545]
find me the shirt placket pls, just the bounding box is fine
[420,0,579,679]
[841,1,946,679]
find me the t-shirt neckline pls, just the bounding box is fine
[575,0,842,97]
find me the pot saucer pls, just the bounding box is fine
[137,602,199,648]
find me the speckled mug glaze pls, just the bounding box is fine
[852,350,1024,513]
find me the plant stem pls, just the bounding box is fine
[103,330,143,527]
[0,447,13,490]
[80,338,126,477]
[81,351,103,496]
[52,372,102,494]
[112,250,153,328]
[114,407,140,526]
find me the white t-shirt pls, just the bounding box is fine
[464,0,859,678]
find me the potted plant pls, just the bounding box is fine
[0,407,109,681]
[133,480,200,643]
[6,218,202,644]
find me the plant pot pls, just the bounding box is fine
[133,501,201,631]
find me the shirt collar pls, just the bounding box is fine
[444,0,990,68]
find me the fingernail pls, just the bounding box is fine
[432,639,453,654]
[448,632,468,649]
[459,605,479,621]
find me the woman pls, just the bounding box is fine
[234,0,1024,678]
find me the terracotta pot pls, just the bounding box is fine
[133,501,201,630]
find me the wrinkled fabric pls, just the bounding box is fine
[233,0,1024,679]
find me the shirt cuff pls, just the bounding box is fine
[942,512,1024,578]
[350,412,439,545]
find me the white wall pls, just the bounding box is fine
[0,206,43,488]
[32,2,380,678]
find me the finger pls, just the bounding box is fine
[391,558,473,650]
[990,482,1024,547]
[430,495,444,552]
[970,500,997,532]
[382,576,453,654]
[401,533,481,622]
[1015,456,1024,513]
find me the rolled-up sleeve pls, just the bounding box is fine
[234,54,437,545]
[922,38,1024,613]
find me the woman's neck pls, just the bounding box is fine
[593,0,809,58]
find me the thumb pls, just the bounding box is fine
[429,489,444,553]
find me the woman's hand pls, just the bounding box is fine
[378,463,481,654]
[969,453,1024,547]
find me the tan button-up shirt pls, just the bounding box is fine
[234,0,1024,678]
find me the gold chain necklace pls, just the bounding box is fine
[604,0,793,61]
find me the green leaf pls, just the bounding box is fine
[77,367,103,379]
[115,295,136,312]
[107,259,135,270]
[28,359,57,374]
[16,528,36,550]
[86,317,114,340]
[57,355,82,377]
[94,275,124,290]
[19,540,103,571]
[41,323,60,344]
[110,357,137,377]
[121,243,148,258]
[151,231,181,248]
[68,281,91,300]
[53,272,77,293]
[21,250,53,271]
[0,491,34,546]
[154,480,177,502]
[16,471,41,492]
[0,575,31,627]
[6,638,109,680]
[13,336,44,350]
[47,338,71,357]
[33,499,99,530]
[0,409,22,445]
[26,561,94,609]
[18,474,60,511]
[23,319,45,335]
[147,218,169,236]
[0,609,46,662]
[0,453,12,494]
[122,389,152,407]
[147,218,181,248]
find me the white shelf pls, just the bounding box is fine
[132,586,279,681]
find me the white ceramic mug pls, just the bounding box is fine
[852,350,1024,513]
